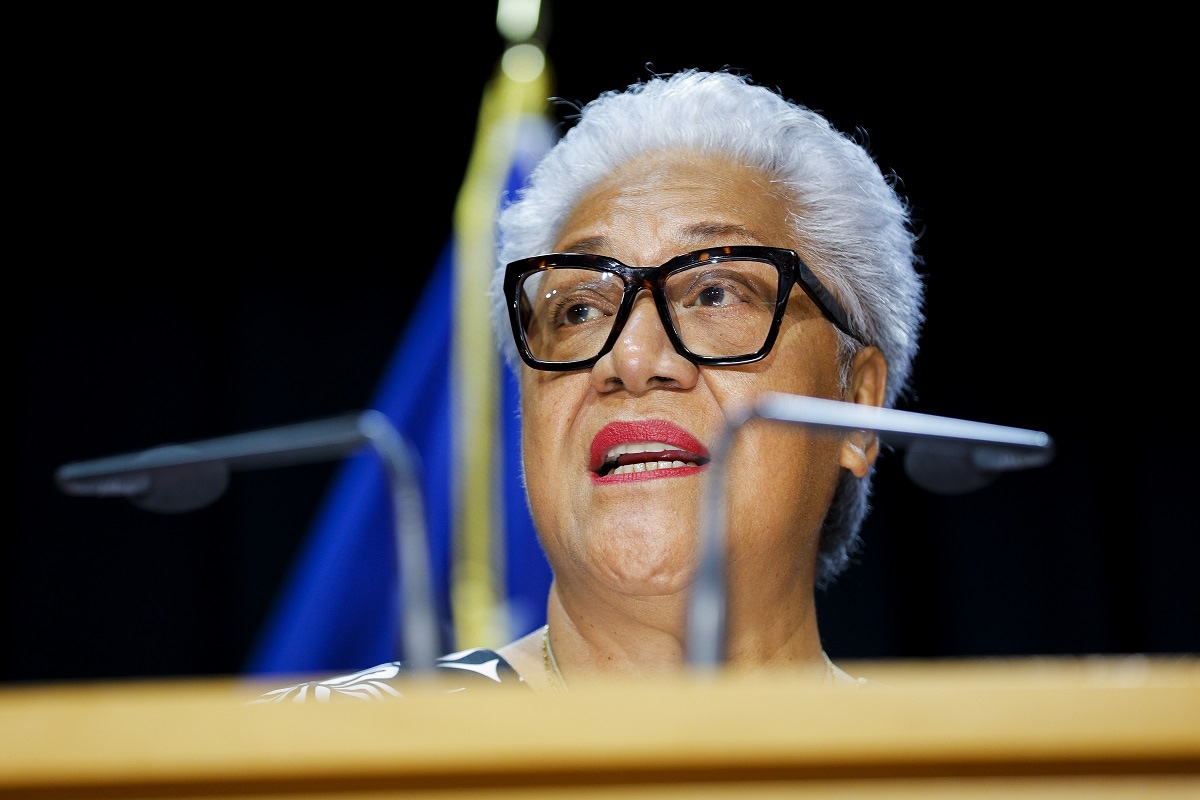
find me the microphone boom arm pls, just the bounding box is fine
[686,393,1055,669]
[54,411,439,673]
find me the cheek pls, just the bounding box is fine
[518,372,582,524]
[519,387,553,484]
[726,425,842,559]
[765,311,847,392]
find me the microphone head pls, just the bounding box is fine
[128,446,230,513]
[902,439,997,495]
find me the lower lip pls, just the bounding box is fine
[590,464,708,485]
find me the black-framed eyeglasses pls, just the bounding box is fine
[503,245,864,371]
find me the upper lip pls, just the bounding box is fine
[589,420,711,475]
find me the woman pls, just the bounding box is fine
[254,69,924,702]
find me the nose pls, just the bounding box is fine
[590,291,699,393]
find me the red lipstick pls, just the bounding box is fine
[589,420,711,484]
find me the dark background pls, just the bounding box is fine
[13,5,1195,684]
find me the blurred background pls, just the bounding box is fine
[13,3,1195,685]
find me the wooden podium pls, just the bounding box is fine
[2,656,1197,798]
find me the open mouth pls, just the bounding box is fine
[595,442,711,478]
[589,420,712,482]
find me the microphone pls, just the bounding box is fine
[902,439,1053,495]
[54,411,440,673]
[687,393,1055,669]
[55,414,372,512]
[749,393,1056,496]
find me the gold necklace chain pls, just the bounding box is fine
[541,624,568,692]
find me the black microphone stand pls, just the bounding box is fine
[54,410,439,674]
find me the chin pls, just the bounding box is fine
[590,539,698,596]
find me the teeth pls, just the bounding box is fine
[599,441,706,477]
[608,459,697,476]
[604,441,676,460]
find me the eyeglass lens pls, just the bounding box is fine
[517,258,781,363]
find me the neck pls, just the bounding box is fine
[543,579,826,684]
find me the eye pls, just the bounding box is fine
[682,272,755,308]
[670,261,778,310]
[562,302,604,326]
[538,269,624,328]
[697,284,738,307]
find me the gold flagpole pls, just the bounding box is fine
[451,0,552,649]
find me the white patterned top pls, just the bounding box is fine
[249,648,527,703]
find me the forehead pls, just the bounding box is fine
[553,150,797,261]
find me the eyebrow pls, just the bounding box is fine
[680,222,764,244]
[557,236,611,254]
[557,224,767,258]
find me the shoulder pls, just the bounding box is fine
[249,648,527,704]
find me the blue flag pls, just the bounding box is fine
[247,59,555,675]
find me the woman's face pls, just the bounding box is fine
[520,151,882,610]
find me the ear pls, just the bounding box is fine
[839,346,888,478]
